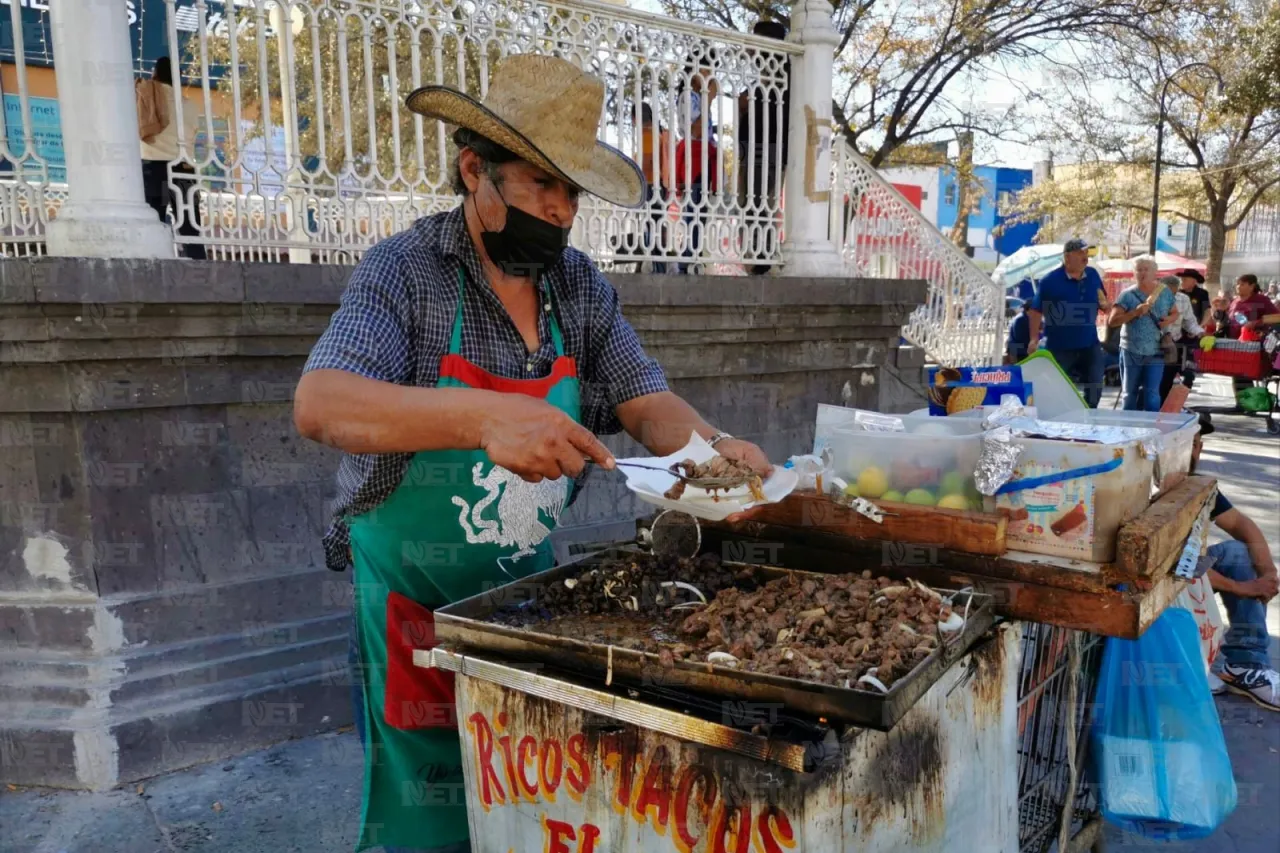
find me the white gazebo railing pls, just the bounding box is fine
[154,0,800,268]
[832,142,1005,366]
[0,0,1002,367]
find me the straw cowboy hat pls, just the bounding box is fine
[406,54,645,208]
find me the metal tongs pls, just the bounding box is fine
[602,460,757,491]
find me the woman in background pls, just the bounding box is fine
[140,56,207,260]
[1108,255,1178,411]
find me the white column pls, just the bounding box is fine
[44,0,173,258]
[272,2,312,264]
[780,0,844,277]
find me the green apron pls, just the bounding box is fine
[347,269,579,851]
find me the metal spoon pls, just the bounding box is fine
[593,460,757,491]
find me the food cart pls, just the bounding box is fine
[422,545,1022,853]
[415,403,1214,853]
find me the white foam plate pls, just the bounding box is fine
[616,433,799,521]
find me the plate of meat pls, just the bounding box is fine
[615,433,798,520]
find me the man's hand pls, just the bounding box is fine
[714,438,772,476]
[715,439,774,523]
[1243,574,1280,603]
[479,395,614,482]
[1027,339,1039,354]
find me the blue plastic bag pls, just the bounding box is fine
[1092,607,1237,840]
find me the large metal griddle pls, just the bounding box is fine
[434,547,996,731]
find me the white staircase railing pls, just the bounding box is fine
[832,142,1005,367]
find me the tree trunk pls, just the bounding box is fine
[1206,216,1228,290]
[949,131,974,251]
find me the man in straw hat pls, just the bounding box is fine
[294,54,770,852]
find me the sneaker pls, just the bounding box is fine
[1207,671,1227,695]
[1222,664,1280,711]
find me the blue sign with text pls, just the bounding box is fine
[1,0,242,77]
[2,94,65,181]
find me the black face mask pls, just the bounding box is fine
[476,184,571,278]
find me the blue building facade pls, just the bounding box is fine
[936,165,1039,263]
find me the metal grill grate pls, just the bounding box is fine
[1016,622,1106,853]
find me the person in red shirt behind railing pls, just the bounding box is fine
[675,90,719,274]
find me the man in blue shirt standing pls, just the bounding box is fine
[1005,299,1031,364]
[1027,238,1110,406]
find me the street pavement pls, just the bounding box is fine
[1103,375,1280,853]
[1,376,1276,853]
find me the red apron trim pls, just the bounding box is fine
[384,591,457,730]
[439,352,578,397]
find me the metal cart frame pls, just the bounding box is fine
[1016,623,1107,853]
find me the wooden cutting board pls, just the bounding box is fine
[743,492,1008,556]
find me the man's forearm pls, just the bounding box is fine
[617,391,717,455]
[1207,568,1241,596]
[1027,310,1041,345]
[1227,511,1278,578]
[294,369,498,453]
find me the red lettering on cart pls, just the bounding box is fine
[756,806,796,853]
[467,712,507,809]
[498,732,521,801]
[673,765,718,853]
[539,738,564,802]
[633,745,673,833]
[602,734,640,815]
[517,735,539,802]
[542,815,577,853]
[711,803,751,853]
[565,733,590,800]
[578,822,601,853]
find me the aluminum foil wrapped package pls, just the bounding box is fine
[976,426,1024,496]
[787,447,834,493]
[982,394,1030,430]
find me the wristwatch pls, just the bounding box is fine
[707,431,733,448]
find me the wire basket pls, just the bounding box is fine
[1195,344,1269,379]
[1016,623,1107,853]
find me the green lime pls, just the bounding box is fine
[904,488,936,507]
[939,471,967,497]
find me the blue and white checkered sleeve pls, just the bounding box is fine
[303,244,414,383]
[582,267,669,423]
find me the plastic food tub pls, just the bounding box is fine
[984,435,1155,563]
[814,405,986,509]
[1050,410,1199,489]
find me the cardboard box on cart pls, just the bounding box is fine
[986,431,1155,563]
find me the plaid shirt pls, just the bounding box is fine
[303,205,669,570]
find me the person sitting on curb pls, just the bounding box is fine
[1204,488,1280,711]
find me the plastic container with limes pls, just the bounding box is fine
[815,405,986,510]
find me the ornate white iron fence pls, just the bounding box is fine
[0,0,60,257]
[148,0,796,267]
[832,141,1005,366]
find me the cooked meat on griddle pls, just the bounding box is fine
[493,553,957,692]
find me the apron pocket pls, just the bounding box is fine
[384,591,457,730]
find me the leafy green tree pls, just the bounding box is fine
[1009,0,1280,284]
[656,0,1179,166]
